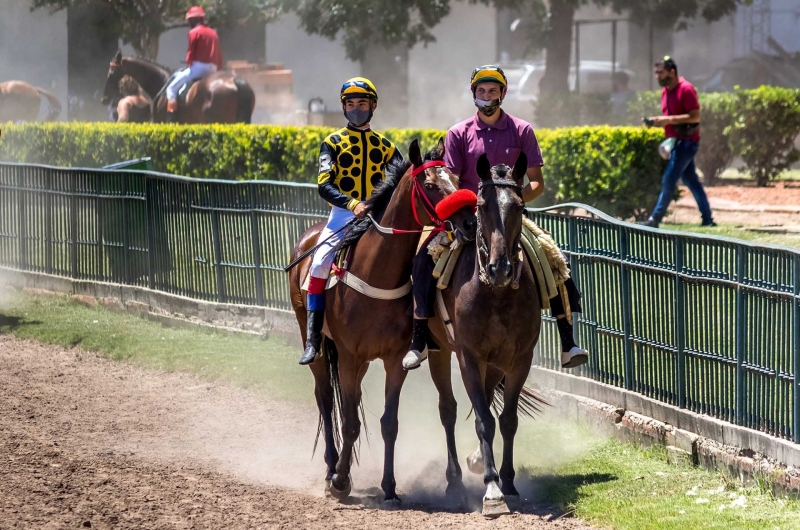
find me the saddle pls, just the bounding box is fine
[154,71,202,110]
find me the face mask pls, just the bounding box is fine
[474,97,502,117]
[345,108,372,127]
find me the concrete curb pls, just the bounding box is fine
[531,369,800,495]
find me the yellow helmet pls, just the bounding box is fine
[340,77,378,103]
[470,65,508,95]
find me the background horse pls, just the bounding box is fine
[434,153,542,517]
[288,139,474,503]
[0,81,61,122]
[101,51,255,124]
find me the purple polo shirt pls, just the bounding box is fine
[444,111,544,193]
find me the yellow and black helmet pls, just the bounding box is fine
[470,65,508,93]
[340,77,378,103]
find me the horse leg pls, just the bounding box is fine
[466,367,504,476]
[329,356,367,499]
[428,350,466,502]
[457,352,508,518]
[310,358,338,486]
[380,358,408,503]
[498,369,528,501]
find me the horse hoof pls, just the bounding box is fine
[466,446,484,475]
[445,483,469,508]
[328,474,352,500]
[383,497,402,509]
[504,494,521,512]
[482,481,510,519]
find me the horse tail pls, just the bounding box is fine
[491,379,550,419]
[233,78,255,124]
[35,87,61,121]
[311,336,368,463]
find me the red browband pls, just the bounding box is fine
[411,160,447,177]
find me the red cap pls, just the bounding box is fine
[185,6,206,20]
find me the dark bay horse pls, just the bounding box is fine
[434,152,542,517]
[0,81,61,122]
[288,139,474,503]
[101,51,254,124]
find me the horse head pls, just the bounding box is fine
[408,138,477,243]
[101,51,125,106]
[476,152,527,288]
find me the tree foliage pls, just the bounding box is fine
[31,0,278,60]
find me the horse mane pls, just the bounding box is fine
[338,143,443,249]
[123,56,171,77]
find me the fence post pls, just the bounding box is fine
[70,172,78,279]
[16,166,27,270]
[249,182,265,306]
[620,225,634,391]
[145,176,156,290]
[793,254,800,443]
[44,169,52,274]
[735,245,747,426]
[209,184,226,303]
[96,175,104,280]
[675,237,686,409]
[122,174,131,284]
[567,216,580,357]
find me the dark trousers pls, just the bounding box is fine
[651,139,713,224]
[411,244,582,318]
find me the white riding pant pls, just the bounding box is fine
[310,206,355,279]
[166,62,217,100]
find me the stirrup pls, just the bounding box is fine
[402,346,429,371]
[561,346,588,369]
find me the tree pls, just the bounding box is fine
[31,0,278,60]
[282,0,750,93]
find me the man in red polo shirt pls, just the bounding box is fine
[402,65,589,371]
[640,56,714,228]
[165,6,223,122]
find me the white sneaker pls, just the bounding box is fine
[402,345,429,370]
[561,346,589,369]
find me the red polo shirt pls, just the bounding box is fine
[187,24,223,70]
[662,77,700,142]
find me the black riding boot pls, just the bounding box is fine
[299,309,324,365]
[166,110,177,123]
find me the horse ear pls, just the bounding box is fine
[434,137,445,160]
[477,154,491,180]
[408,138,422,167]
[114,50,122,61]
[512,152,528,184]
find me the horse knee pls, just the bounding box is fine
[499,412,519,438]
[343,417,361,444]
[438,396,458,426]
[380,413,399,441]
[475,414,496,440]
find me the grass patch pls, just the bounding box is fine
[660,222,800,249]
[0,292,312,402]
[720,168,800,182]
[525,437,800,530]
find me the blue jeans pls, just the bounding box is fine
[651,139,713,224]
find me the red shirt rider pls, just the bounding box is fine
[186,13,223,70]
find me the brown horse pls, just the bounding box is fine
[100,51,255,124]
[288,139,475,502]
[433,152,542,517]
[0,81,61,122]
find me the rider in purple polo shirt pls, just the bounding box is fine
[402,65,589,371]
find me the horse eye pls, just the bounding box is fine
[424,182,435,190]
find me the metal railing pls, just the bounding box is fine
[0,162,797,444]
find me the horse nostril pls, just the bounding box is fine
[465,218,475,230]
[487,263,496,277]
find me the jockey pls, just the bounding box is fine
[402,65,589,371]
[299,77,404,365]
[165,6,223,122]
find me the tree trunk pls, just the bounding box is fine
[538,0,576,95]
[142,32,160,62]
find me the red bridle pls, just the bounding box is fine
[410,160,447,229]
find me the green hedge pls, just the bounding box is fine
[0,122,666,220]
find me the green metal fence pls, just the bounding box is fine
[0,162,797,444]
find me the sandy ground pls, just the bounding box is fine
[0,334,596,529]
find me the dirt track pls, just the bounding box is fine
[0,335,594,529]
